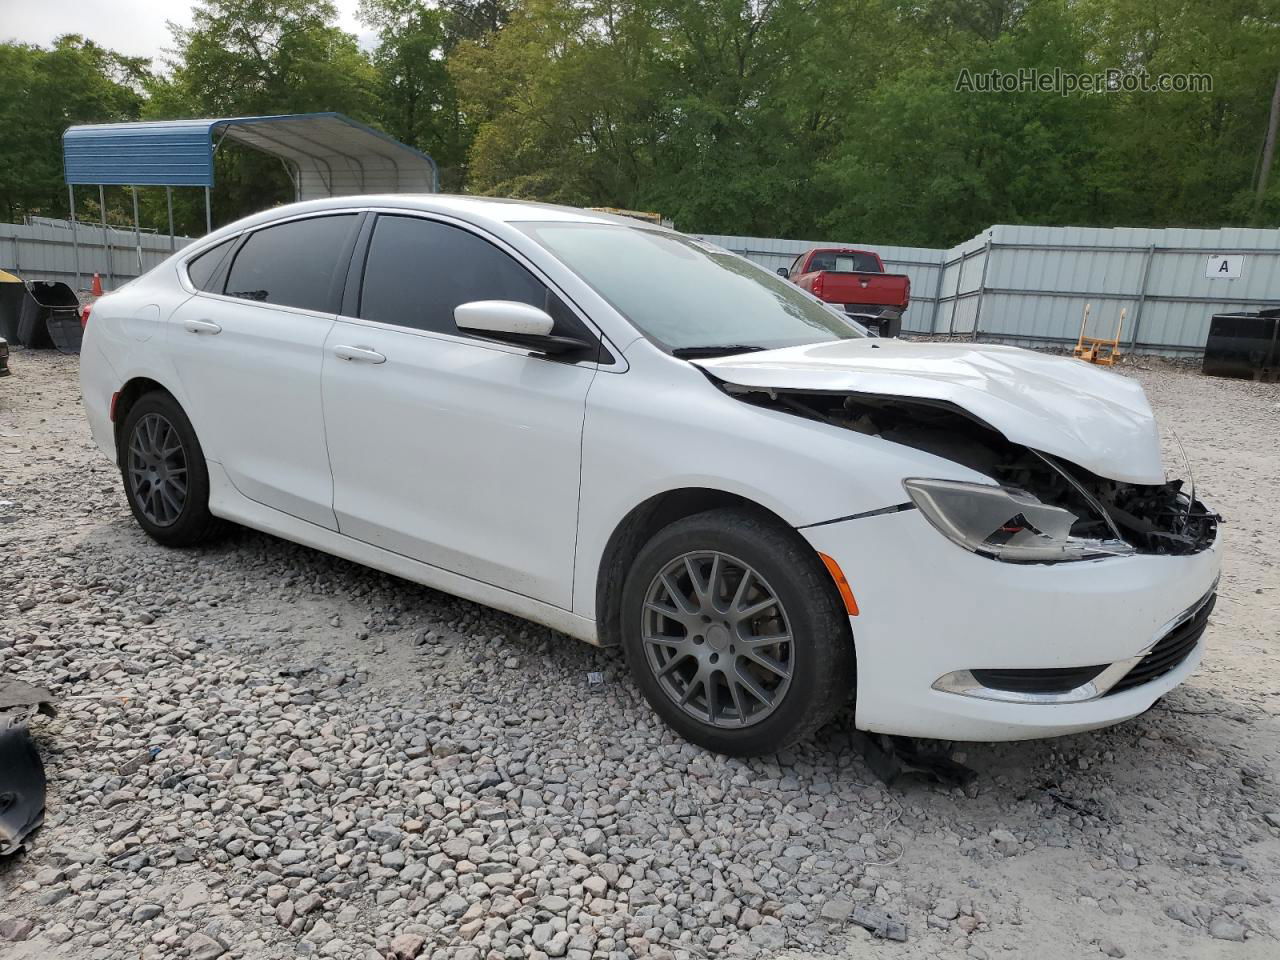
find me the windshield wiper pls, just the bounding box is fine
[671,344,769,359]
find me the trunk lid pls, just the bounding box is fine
[693,339,1166,484]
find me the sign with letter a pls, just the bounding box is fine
[1206,255,1243,280]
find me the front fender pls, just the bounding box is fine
[572,352,986,619]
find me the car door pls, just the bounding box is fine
[320,213,601,608]
[167,213,362,530]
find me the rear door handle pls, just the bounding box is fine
[333,345,387,364]
[183,319,222,335]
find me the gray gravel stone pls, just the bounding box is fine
[933,898,960,920]
[183,932,227,960]
[1208,918,1246,941]
[0,918,35,942]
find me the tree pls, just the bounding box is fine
[361,0,472,189]
[5,0,1280,241]
[0,36,148,222]
[148,0,378,231]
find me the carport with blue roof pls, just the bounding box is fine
[60,112,438,288]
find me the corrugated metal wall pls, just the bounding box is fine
[696,224,1280,355]
[0,220,193,289]
[5,218,1275,355]
[976,225,1280,353]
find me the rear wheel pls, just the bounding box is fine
[120,392,222,547]
[621,508,855,756]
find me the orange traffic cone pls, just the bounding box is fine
[91,273,103,297]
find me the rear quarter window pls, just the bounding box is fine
[185,238,235,292]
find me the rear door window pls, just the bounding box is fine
[224,215,358,312]
[359,215,588,343]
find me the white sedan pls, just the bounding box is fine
[80,196,1220,756]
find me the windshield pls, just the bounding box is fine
[515,222,866,353]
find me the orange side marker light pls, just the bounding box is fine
[818,552,859,616]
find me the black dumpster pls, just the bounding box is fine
[0,270,24,342]
[1202,308,1280,380]
[17,281,82,353]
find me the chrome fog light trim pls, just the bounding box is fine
[933,659,1142,705]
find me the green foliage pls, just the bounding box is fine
[2,0,1279,242]
[146,0,380,232]
[0,36,146,222]
[361,0,471,188]
[454,0,1280,241]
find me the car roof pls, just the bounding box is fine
[224,194,656,234]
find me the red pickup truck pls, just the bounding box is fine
[780,247,910,337]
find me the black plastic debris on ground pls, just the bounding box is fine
[851,904,909,941]
[0,680,56,856]
[858,732,977,788]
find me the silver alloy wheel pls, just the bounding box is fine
[127,412,189,527]
[641,551,794,728]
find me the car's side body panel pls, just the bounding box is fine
[165,293,340,530]
[321,317,596,608]
[203,459,600,644]
[570,341,992,621]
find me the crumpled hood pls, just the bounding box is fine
[693,339,1166,484]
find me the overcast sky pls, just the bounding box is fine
[3,0,373,67]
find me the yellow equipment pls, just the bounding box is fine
[1074,302,1125,366]
[587,207,665,226]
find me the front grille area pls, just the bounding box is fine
[1107,592,1216,696]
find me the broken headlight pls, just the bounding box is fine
[903,479,1135,563]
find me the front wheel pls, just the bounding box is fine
[621,508,855,756]
[119,392,223,547]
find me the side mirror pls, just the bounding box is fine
[776,267,790,279]
[454,300,593,356]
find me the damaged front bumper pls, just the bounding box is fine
[802,505,1222,742]
[930,583,1217,704]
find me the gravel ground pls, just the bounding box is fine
[1,349,1277,960]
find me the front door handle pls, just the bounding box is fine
[333,345,387,364]
[183,319,222,335]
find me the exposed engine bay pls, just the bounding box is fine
[733,388,1219,556]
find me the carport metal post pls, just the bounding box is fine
[166,187,176,253]
[98,184,114,288]
[131,186,143,273]
[204,187,212,234]
[970,236,993,341]
[68,184,81,290]
[928,257,945,333]
[1128,244,1157,350]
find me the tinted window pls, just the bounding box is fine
[225,215,356,312]
[360,216,549,335]
[186,238,234,291]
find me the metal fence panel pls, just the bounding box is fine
[7,216,1275,354]
[0,220,194,289]
[702,223,1280,354]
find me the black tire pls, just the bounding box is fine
[621,507,855,756]
[119,391,223,547]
